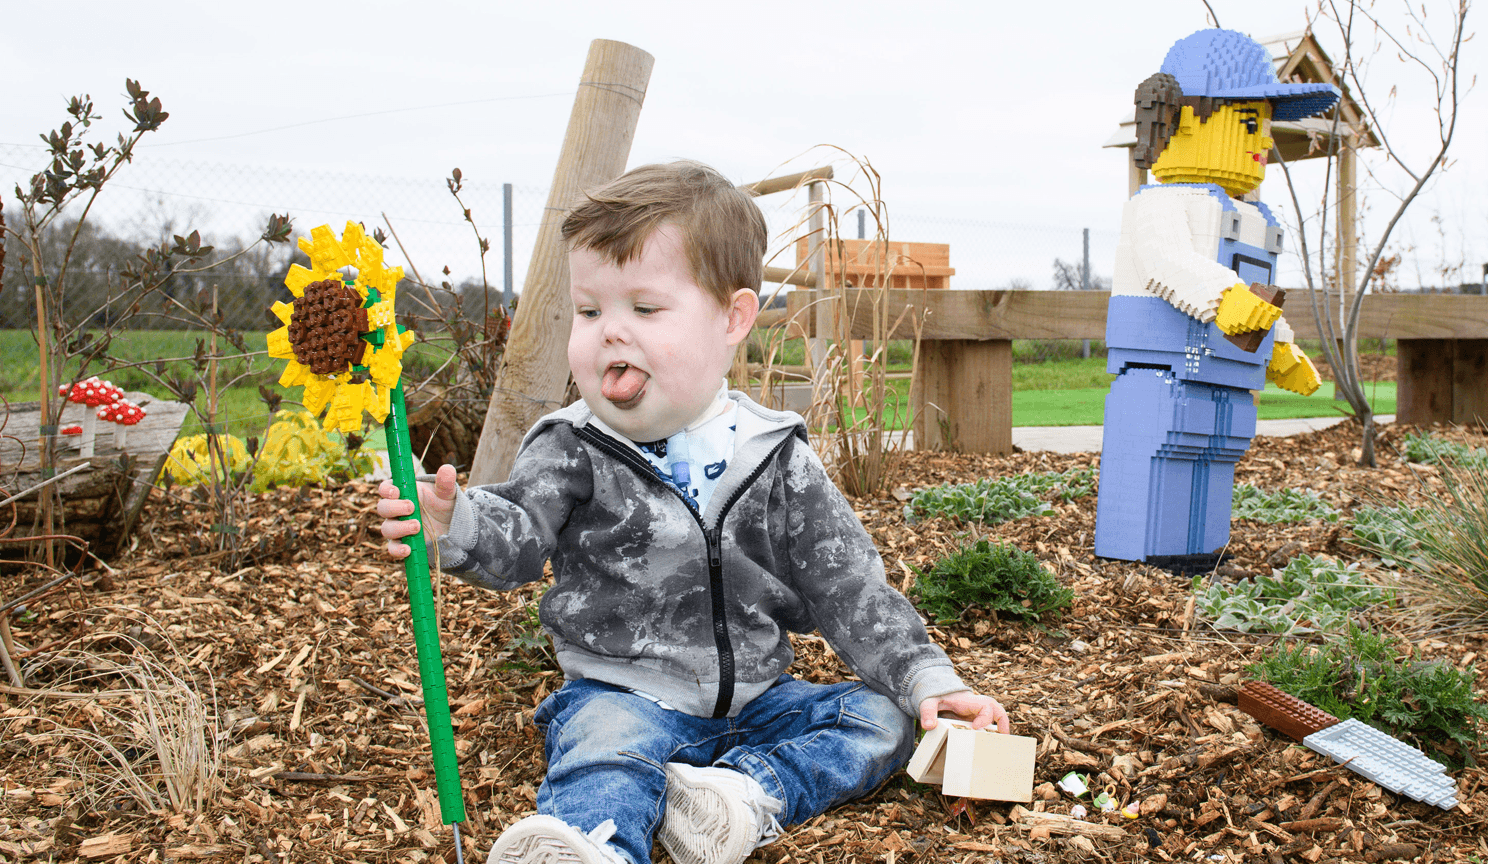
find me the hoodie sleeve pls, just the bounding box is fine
[780,437,968,717]
[436,422,594,592]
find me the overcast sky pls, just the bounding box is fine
[5,0,1484,290]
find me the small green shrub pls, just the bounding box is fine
[1195,555,1391,635]
[907,468,1094,526]
[1251,623,1488,767]
[1231,484,1339,523]
[911,539,1072,624]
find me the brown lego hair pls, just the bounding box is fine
[1133,72,1230,168]
[561,161,768,308]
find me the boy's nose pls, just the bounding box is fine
[602,318,630,344]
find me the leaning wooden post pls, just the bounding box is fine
[468,39,654,485]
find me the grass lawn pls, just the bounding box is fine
[1014,381,1397,427]
[4,329,1396,440]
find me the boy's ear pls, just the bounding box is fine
[724,288,761,346]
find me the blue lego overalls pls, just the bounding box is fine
[1094,183,1283,562]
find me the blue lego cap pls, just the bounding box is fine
[1161,29,1340,122]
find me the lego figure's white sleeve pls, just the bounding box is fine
[1272,316,1295,344]
[1111,186,1246,322]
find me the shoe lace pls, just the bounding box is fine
[584,819,627,864]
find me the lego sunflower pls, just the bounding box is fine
[266,222,416,433]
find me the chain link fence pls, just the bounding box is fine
[14,142,1468,343]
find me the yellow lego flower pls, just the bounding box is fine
[266,222,412,433]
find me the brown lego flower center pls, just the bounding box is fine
[287,279,370,376]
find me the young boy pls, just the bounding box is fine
[377,161,1009,864]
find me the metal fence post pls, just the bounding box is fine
[503,182,514,311]
[1082,227,1092,359]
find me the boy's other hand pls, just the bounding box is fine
[376,463,459,559]
[919,691,1010,734]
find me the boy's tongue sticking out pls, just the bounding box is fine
[602,363,648,405]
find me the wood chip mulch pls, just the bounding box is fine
[3,419,1486,864]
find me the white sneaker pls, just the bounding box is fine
[659,763,784,864]
[486,814,628,864]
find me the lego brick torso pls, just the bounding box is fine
[1108,184,1282,389]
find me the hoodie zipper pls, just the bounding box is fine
[575,424,793,718]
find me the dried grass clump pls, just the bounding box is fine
[753,147,923,497]
[18,626,222,814]
[1356,438,1488,630]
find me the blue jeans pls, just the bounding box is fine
[532,674,916,864]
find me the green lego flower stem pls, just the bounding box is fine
[387,383,466,826]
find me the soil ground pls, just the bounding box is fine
[3,420,1487,864]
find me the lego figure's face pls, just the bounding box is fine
[1151,100,1273,196]
[568,224,758,442]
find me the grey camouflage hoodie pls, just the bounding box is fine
[436,391,966,719]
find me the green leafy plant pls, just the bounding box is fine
[1231,484,1339,523]
[1251,623,1488,767]
[1350,504,1427,569]
[907,468,1095,526]
[249,409,375,492]
[502,588,556,673]
[1401,431,1488,471]
[911,539,1072,624]
[1195,555,1391,635]
[1354,439,1488,626]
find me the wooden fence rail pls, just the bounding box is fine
[776,290,1488,453]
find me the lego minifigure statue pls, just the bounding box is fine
[1094,29,1339,569]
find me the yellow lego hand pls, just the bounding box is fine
[1216,284,1283,334]
[1268,341,1321,396]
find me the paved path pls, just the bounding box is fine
[1014,414,1396,454]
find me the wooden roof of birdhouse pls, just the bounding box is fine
[1260,29,1380,160]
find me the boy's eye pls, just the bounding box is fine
[634,305,657,316]
[578,309,600,319]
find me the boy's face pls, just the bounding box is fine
[568,224,759,442]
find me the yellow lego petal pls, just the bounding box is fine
[324,380,365,434]
[271,300,295,325]
[302,224,355,273]
[303,375,337,416]
[368,343,404,389]
[367,300,396,329]
[278,360,311,389]
[368,382,391,424]
[284,264,317,296]
[267,326,294,359]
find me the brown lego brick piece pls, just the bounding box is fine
[1238,681,1339,742]
[1222,283,1286,353]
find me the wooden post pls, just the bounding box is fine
[468,40,653,485]
[806,182,829,373]
[1334,142,1358,399]
[912,340,1012,454]
[1454,340,1488,427]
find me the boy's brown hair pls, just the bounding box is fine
[561,161,767,308]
